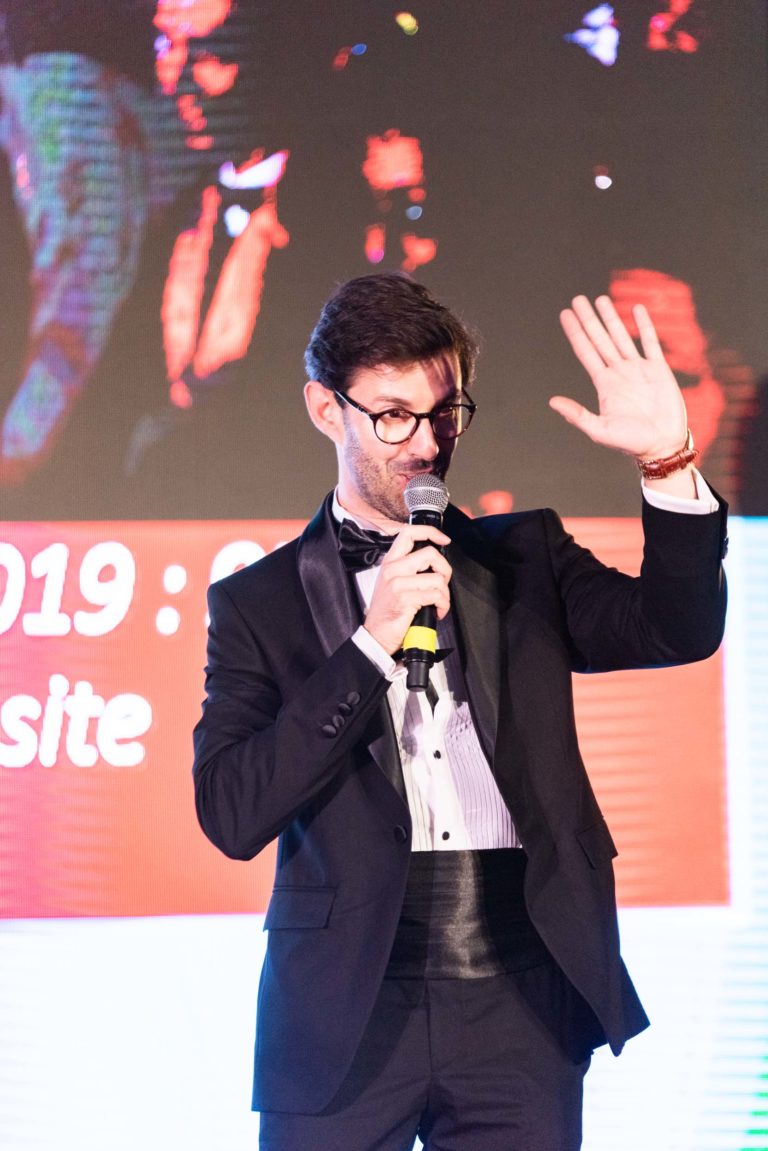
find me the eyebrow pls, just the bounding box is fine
[370,392,463,408]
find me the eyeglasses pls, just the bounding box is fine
[333,389,477,444]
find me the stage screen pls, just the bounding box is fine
[1,3,767,1149]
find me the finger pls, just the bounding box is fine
[549,395,609,444]
[417,580,451,616]
[387,524,451,561]
[595,295,640,360]
[570,295,622,365]
[633,304,665,361]
[386,577,451,619]
[559,308,608,381]
[388,546,452,581]
[393,569,451,595]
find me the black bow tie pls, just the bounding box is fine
[338,519,397,572]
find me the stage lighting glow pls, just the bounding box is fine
[218,152,288,190]
[395,12,419,35]
[365,224,386,264]
[363,130,425,190]
[169,379,193,409]
[564,5,619,67]
[223,205,250,237]
[647,2,699,53]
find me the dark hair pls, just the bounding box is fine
[304,273,478,394]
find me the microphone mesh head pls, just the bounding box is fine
[404,473,450,515]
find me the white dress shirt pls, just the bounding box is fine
[334,473,718,852]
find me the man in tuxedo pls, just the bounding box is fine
[193,273,727,1150]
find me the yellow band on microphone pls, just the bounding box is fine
[402,625,437,654]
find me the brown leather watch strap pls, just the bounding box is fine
[636,429,699,480]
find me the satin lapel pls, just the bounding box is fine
[297,495,405,803]
[297,494,359,658]
[445,507,502,765]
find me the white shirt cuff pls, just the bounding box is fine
[351,625,399,680]
[641,469,719,515]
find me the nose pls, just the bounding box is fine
[407,415,439,459]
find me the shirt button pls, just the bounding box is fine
[433,750,441,759]
[441,831,450,841]
[393,825,408,844]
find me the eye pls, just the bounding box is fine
[433,405,460,421]
[378,408,413,422]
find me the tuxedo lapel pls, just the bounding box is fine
[297,495,360,658]
[297,495,406,803]
[444,506,502,765]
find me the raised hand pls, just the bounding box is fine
[551,294,688,460]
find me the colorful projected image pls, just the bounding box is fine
[0,1,764,518]
[0,0,289,490]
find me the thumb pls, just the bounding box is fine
[549,396,604,442]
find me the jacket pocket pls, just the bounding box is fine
[576,820,618,868]
[264,886,337,929]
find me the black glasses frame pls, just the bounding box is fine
[332,388,477,444]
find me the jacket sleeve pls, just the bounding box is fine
[543,493,728,673]
[193,579,390,860]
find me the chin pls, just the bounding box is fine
[381,496,409,523]
[390,501,409,523]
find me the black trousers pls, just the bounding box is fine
[258,963,591,1151]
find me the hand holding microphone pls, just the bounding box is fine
[362,475,451,691]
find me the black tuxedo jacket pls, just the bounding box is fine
[193,492,728,1114]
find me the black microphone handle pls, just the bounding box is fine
[403,506,444,691]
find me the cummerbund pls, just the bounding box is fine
[385,848,552,979]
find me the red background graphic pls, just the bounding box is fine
[0,519,727,918]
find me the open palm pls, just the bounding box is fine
[551,295,688,459]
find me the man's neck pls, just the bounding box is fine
[333,488,404,534]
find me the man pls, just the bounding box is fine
[193,273,727,1150]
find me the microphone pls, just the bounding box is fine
[402,474,450,691]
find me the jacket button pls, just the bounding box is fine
[393,825,408,844]
[321,724,337,737]
[346,692,361,706]
[332,714,344,729]
[337,702,352,716]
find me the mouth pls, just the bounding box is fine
[394,464,436,477]
[394,467,434,486]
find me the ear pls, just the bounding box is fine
[304,381,345,444]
